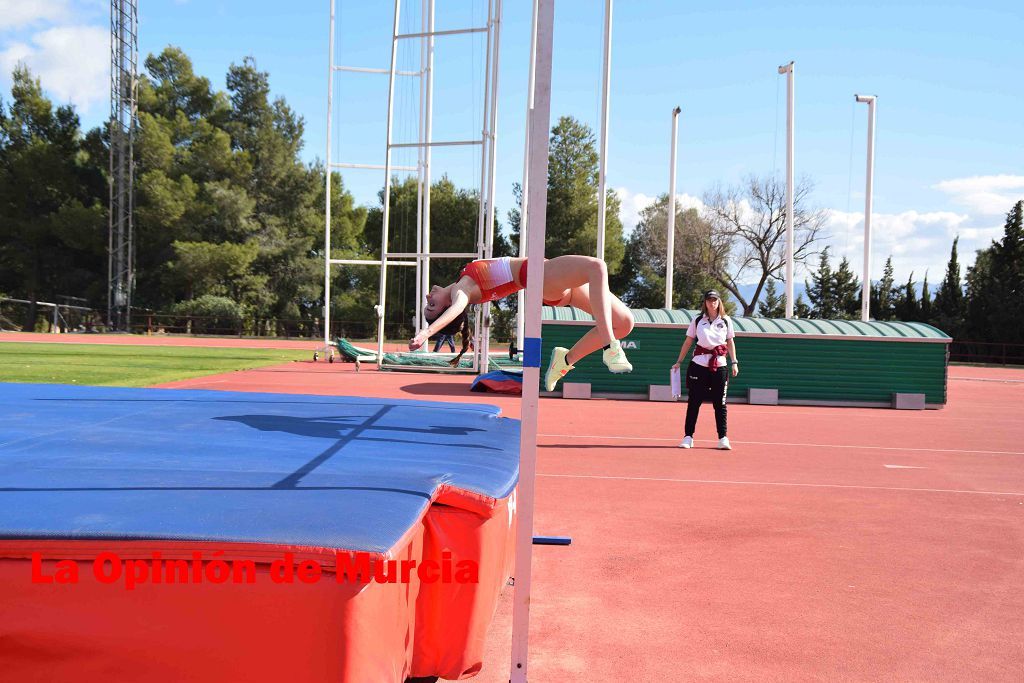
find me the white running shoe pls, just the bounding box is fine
[717,436,731,450]
[678,435,693,449]
[602,339,633,373]
[544,347,575,392]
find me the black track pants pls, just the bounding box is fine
[684,361,729,439]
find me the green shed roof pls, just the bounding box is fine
[542,306,951,341]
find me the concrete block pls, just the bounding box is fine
[562,382,591,399]
[748,388,779,405]
[648,385,676,402]
[892,393,926,410]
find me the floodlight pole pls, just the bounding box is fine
[665,106,681,309]
[778,60,795,318]
[855,94,876,322]
[595,0,612,260]
[510,0,554,679]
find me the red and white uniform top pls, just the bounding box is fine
[686,314,734,368]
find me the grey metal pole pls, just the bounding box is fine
[855,94,876,322]
[414,0,427,332]
[516,0,540,352]
[480,0,503,371]
[323,0,336,346]
[377,0,403,364]
[665,106,680,309]
[595,0,612,260]
[422,0,436,325]
[778,61,795,318]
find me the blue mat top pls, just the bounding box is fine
[0,383,520,554]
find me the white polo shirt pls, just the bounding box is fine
[686,314,734,368]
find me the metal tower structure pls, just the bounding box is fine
[324,0,503,372]
[108,0,138,331]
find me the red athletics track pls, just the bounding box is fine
[152,356,1024,682]
[12,332,1020,681]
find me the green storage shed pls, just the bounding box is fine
[540,307,951,409]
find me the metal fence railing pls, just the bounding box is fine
[5,299,1021,365]
[128,314,420,342]
[0,302,412,342]
[949,340,1024,366]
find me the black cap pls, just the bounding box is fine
[703,290,720,300]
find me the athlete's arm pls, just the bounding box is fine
[409,287,471,351]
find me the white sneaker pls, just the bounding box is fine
[717,437,731,450]
[602,339,633,373]
[544,347,575,392]
[678,436,693,449]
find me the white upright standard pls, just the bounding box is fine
[665,106,681,309]
[855,94,876,322]
[778,61,795,318]
[510,1,554,680]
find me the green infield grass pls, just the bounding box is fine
[0,342,306,387]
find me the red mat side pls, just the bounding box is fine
[0,491,516,682]
[0,529,421,682]
[413,490,517,679]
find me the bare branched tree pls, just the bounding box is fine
[696,174,827,315]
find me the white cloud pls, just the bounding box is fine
[818,208,1003,283]
[0,1,71,31]
[933,174,1024,216]
[613,186,703,235]
[0,41,31,66]
[615,181,1008,287]
[0,24,108,113]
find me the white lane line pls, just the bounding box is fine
[536,473,1024,497]
[884,464,928,469]
[950,376,1024,384]
[537,433,1024,457]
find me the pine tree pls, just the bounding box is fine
[990,201,1023,342]
[509,116,626,273]
[832,256,861,320]
[805,248,836,318]
[966,201,1024,344]
[0,65,106,327]
[965,250,994,339]
[757,278,786,318]
[870,256,896,320]
[933,237,965,337]
[794,293,811,318]
[920,271,931,324]
[897,272,919,321]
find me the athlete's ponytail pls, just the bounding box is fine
[431,309,473,368]
[447,313,473,368]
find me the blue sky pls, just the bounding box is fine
[2,0,1022,287]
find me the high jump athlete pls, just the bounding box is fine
[409,255,634,391]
